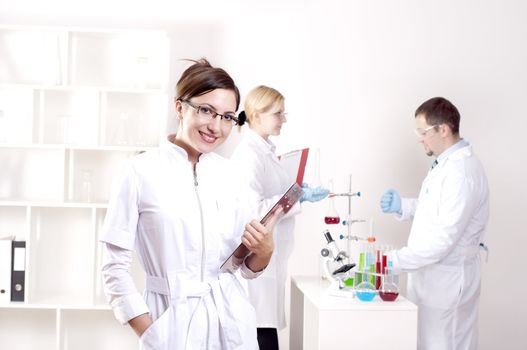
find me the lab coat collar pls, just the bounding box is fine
[435,139,469,166]
[161,134,214,163]
[162,135,188,160]
[245,128,276,155]
[426,141,472,179]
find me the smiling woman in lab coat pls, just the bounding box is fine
[380,97,490,350]
[231,85,328,350]
[100,59,281,350]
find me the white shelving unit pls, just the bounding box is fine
[0,25,169,350]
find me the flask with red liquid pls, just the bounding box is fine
[379,263,399,302]
[324,216,340,224]
[324,179,340,224]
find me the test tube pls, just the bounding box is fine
[357,244,365,285]
[381,244,388,274]
[376,248,382,289]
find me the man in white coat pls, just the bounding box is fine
[380,97,489,350]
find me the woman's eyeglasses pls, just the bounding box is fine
[180,100,240,126]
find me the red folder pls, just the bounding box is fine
[278,148,309,185]
[220,183,304,273]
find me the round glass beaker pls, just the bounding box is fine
[379,270,399,302]
[355,279,377,302]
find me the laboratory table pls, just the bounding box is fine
[290,275,418,350]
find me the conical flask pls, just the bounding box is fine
[324,179,340,224]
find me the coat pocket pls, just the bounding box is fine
[418,264,463,309]
[139,305,172,350]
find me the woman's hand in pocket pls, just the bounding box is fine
[129,313,153,337]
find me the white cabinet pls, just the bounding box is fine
[290,275,418,350]
[0,25,169,350]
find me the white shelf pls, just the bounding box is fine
[0,201,109,208]
[0,83,166,93]
[0,300,112,311]
[0,24,168,350]
[0,143,157,151]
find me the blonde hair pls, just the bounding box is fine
[243,85,284,126]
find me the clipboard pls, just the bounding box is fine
[220,182,304,273]
[278,148,309,185]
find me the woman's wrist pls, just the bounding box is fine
[129,313,153,337]
[246,251,272,272]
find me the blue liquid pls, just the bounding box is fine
[356,290,377,302]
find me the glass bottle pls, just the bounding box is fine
[81,170,92,202]
[136,113,147,146]
[115,112,129,145]
[135,56,149,89]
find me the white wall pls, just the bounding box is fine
[2,0,525,349]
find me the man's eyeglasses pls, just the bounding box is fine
[414,124,439,138]
[180,99,240,126]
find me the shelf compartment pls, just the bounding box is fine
[0,27,65,85]
[27,207,94,305]
[64,149,142,203]
[38,89,99,145]
[0,308,56,350]
[0,147,64,201]
[0,205,28,240]
[101,91,165,147]
[69,31,168,89]
[0,86,35,144]
[59,309,138,350]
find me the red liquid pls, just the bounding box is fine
[375,262,381,289]
[324,216,340,224]
[379,291,399,302]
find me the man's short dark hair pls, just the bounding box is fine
[415,97,460,135]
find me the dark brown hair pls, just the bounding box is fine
[175,58,240,110]
[415,97,460,135]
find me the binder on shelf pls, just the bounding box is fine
[0,239,12,303]
[278,148,309,185]
[11,241,26,302]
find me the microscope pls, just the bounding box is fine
[320,230,356,290]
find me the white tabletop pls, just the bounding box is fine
[292,275,418,311]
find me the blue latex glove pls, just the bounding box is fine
[380,188,402,214]
[300,183,329,203]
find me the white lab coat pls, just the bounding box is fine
[100,137,260,350]
[231,128,301,330]
[389,143,489,350]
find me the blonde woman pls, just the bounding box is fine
[231,85,327,349]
